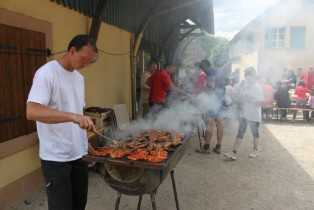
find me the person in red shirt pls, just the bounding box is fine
[292,80,310,122]
[300,66,314,90]
[260,79,275,121]
[191,61,206,95]
[148,62,190,115]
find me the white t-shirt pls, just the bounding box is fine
[239,81,264,122]
[27,61,88,161]
[224,85,233,105]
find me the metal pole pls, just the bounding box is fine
[115,192,122,210]
[170,170,180,210]
[137,195,143,210]
[150,192,157,210]
[196,115,202,148]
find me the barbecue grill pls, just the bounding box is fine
[83,132,191,210]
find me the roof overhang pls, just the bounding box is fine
[51,0,214,53]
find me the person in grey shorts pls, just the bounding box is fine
[224,67,264,160]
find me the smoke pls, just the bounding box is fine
[116,92,240,138]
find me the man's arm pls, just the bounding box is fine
[26,102,95,132]
[141,73,150,90]
[168,83,190,98]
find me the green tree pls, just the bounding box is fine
[199,35,229,68]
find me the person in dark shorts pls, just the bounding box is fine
[196,59,227,154]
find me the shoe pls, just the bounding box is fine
[224,152,236,160]
[195,145,211,154]
[292,119,296,123]
[213,147,221,154]
[249,150,259,158]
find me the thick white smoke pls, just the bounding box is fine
[115,92,239,139]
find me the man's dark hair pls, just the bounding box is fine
[164,62,175,68]
[148,59,158,66]
[199,59,211,70]
[67,35,98,53]
[298,80,306,87]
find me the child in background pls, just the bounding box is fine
[308,88,314,119]
[292,80,310,122]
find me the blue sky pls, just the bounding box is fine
[212,0,279,39]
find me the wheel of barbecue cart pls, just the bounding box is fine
[99,163,162,196]
[104,163,144,183]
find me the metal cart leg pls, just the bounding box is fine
[150,192,157,210]
[115,192,122,210]
[196,115,202,148]
[137,195,142,210]
[170,170,180,210]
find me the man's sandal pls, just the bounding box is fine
[195,146,211,154]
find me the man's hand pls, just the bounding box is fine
[71,114,96,132]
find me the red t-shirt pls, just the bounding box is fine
[149,70,172,103]
[295,86,310,100]
[261,84,274,105]
[300,71,314,90]
[191,71,206,94]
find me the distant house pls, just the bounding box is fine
[229,0,314,83]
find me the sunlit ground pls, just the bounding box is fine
[264,119,314,179]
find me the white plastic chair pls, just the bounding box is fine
[112,104,130,130]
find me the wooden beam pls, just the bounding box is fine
[89,0,109,42]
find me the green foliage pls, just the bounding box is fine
[199,35,229,68]
[144,52,166,69]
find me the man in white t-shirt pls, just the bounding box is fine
[224,67,264,160]
[26,35,98,210]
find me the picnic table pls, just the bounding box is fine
[272,102,313,120]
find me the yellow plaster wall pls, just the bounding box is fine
[0,145,40,188]
[82,23,132,111]
[0,0,133,110]
[0,0,133,197]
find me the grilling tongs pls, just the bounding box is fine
[94,131,118,144]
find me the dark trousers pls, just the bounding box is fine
[41,158,89,210]
[293,110,309,121]
[280,109,287,118]
[149,102,167,117]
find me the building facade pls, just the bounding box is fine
[229,0,314,83]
